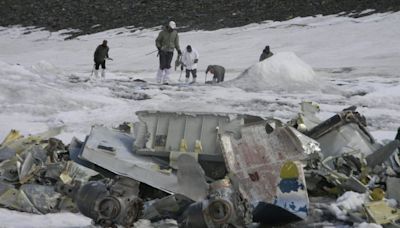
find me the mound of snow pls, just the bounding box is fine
[228,52,317,92]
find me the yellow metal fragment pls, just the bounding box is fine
[1,129,23,146]
[280,161,300,179]
[194,140,203,153]
[179,139,188,152]
[370,188,385,201]
[364,200,400,224]
[60,172,73,184]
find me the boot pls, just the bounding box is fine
[185,77,189,83]
[163,68,170,84]
[191,78,196,84]
[94,70,99,78]
[101,69,106,78]
[156,69,163,84]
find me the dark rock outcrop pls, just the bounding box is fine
[0,0,399,38]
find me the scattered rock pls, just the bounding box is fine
[114,91,151,100]
[0,0,399,38]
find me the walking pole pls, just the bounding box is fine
[179,65,184,82]
[90,64,95,78]
[145,50,158,56]
[205,73,207,83]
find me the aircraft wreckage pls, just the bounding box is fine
[0,102,400,227]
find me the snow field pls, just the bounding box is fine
[0,11,399,227]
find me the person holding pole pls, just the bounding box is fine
[93,40,112,78]
[181,45,199,84]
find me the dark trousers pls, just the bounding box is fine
[95,60,105,70]
[159,51,174,70]
[185,69,197,78]
[213,73,224,82]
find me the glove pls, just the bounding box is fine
[177,49,182,56]
[194,59,198,64]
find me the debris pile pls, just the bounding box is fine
[0,127,98,214]
[0,102,399,227]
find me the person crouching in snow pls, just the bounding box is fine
[206,65,225,83]
[259,45,273,62]
[93,40,112,78]
[155,21,182,84]
[182,45,199,83]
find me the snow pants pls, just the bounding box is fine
[213,72,225,83]
[95,60,106,70]
[159,51,174,70]
[185,69,197,79]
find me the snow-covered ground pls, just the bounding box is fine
[0,12,399,227]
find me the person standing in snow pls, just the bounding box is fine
[93,40,112,78]
[206,65,225,83]
[181,45,199,83]
[155,21,182,84]
[259,45,273,62]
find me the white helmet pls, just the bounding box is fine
[169,21,176,29]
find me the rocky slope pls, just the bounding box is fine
[0,0,399,38]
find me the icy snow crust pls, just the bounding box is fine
[328,191,369,221]
[0,12,399,227]
[0,208,92,228]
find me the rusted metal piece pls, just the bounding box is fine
[306,110,379,157]
[220,124,311,204]
[66,176,144,227]
[220,124,314,223]
[204,179,251,227]
[366,140,400,168]
[181,178,252,228]
[176,154,208,201]
[0,184,62,214]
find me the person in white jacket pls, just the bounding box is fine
[181,45,199,83]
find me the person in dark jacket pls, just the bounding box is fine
[155,21,182,84]
[259,45,273,62]
[93,40,111,78]
[206,65,225,83]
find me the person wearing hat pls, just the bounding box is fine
[155,21,182,84]
[181,45,199,83]
[259,45,273,62]
[93,40,112,78]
